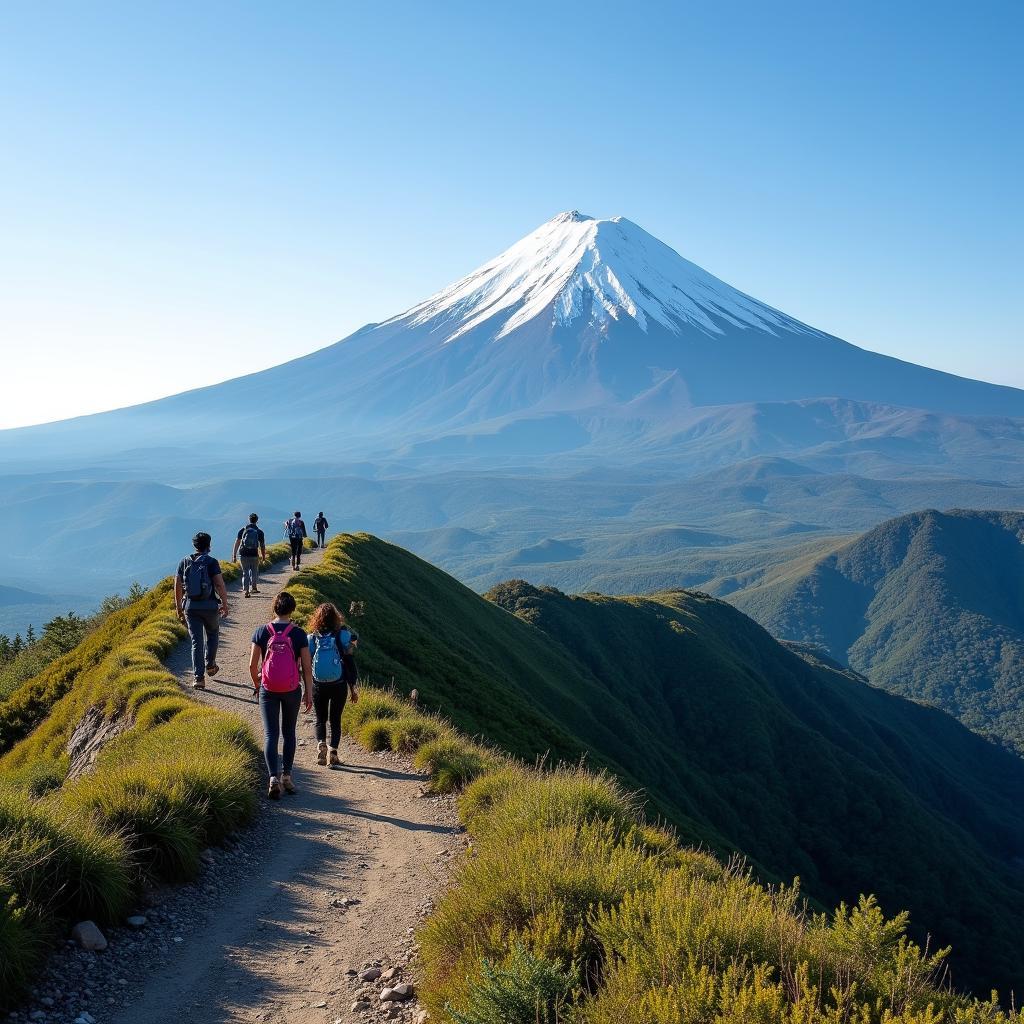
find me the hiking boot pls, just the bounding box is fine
[244,590,250,598]
[281,774,297,795]
[316,741,328,766]
[192,677,205,689]
[328,747,341,768]
[206,662,219,678]
[251,587,260,594]
[268,777,281,800]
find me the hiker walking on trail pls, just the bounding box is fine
[249,591,312,800]
[308,602,359,768]
[313,512,329,549]
[284,511,307,569]
[231,512,267,598]
[174,532,230,690]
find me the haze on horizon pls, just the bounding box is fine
[1,0,1021,430]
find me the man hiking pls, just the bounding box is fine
[284,511,307,569]
[174,532,229,689]
[232,512,267,598]
[313,512,329,549]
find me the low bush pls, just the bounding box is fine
[342,691,405,732]
[0,885,47,1006]
[413,736,497,794]
[358,718,395,752]
[387,715,442,752]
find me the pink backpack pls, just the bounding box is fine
[261,623,300,692]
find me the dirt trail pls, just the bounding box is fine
[108,548,459,1024]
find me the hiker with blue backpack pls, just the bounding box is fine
[284,512,307,570]
[249,590,313,799]
[307,602,359,767]
[231,512,267,598]
[174,532,230,690]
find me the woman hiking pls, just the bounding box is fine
[308,602,359,767]
[249,591,312,799]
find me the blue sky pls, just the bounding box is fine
[1,0,1021,428]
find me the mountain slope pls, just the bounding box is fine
[299,533,1024,993]
[3,212,1024,476]
[729,508,1024,752]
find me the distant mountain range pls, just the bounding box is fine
[729,508,1024,753]
[2,210,1023,623]
[3,211,1024,478]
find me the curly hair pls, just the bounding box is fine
[308,601,344,635]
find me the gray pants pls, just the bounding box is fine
[240,554,260,592]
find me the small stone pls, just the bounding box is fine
[313,1002,327,1009]
[380,967,400,983]
[385,1009,401,1020]
[199,849,215,866]
[391,983,414,1000]
[357,967,380,982]
[126,915,147,929]
[71,921,108,952]
[380,989,396,1003]
[350,1002,370,1013]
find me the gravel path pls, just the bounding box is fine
[11,547,460,1024]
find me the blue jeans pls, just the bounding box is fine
[259,686,301,778]
[185,607,220,681]
[240,554,259,592]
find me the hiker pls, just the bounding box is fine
[313,512,329,549]
[231,512,267,598]
[174,532,229,690]
[249,591,312,799]
[307,602,359,767]
[284,511,307,569]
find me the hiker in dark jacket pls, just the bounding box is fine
[232,513,267,598]
[174,532,230,689]
[313,512,329,549]
[284,512,307,569]
[306,602,360,768]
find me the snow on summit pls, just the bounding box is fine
[401,210,797,342]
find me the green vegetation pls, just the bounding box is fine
[0,542,296,1008]
[0,584,147,702]
[728,509,1024,754]
[342,684,1023,1022]
[292,533,1024,996]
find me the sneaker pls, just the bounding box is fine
[251,587,260,594]
[206,662,219,678]
[244,590,250,598]
[316,741,328,766]
[192,677,205,689]
[281,774,297,795]
[328,748,341,768]
[268,777,281,800]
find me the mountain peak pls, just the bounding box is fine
[401,211,797,344]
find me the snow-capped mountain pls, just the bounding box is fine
[3,210,1024,475]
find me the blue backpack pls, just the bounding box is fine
[183,553,213,602]
[311,629,351,683]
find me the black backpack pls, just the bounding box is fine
[183,553,213,601]
[239,524,261,556]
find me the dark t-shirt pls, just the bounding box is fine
[176,553,222,610]
[236,525,266,553]
[252,622,309,659]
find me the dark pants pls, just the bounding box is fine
[315,529,326,548]
[313,682,347,748]
[259,685,301,778]
[185,607,220,681]
[289,537,303,564]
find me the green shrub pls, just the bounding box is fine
[343,691,406,732]
[448,944,577,1024]
[387,715,442,752]
[413,737,496,794]
[0,885,47,1011]
[358,719,395,752]
[0,788,132,921]
[419,819,660,1013]
[458,764,529,829]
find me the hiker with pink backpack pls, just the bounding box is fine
[249,591,313,799]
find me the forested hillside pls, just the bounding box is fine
[299,534,1024,993]
[728,508,1024,752]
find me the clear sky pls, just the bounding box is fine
[1,0,1021,428]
